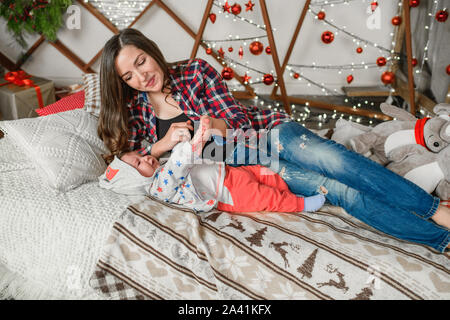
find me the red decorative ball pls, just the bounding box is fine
[411,58,418,67]
[409,0,420,7]
[377,57,387,66]
[356,47,363,54]
[263,74,275,85]
[221,67,234,80]
[205,48,212,55]
[249,41,264,55]
[346,75,354,84]
[435,10,448,23]
[293,73,300,79]
[381,71,395,85]
[317,11,326,20]
[265,46,271,55]
[446,64,450,75]
[321,31,334,44]
[231,3,242,15]
[228,47,233,52]
[209,13,216,23]
[371,1,378,12]
[392,16,402,26]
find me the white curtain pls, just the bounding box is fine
[401,0,450,103]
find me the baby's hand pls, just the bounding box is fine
[191,116,212,156]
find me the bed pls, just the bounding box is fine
[0,80,449,300]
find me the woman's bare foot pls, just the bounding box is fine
[431,204,450,229]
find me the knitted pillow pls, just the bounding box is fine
[82,73,101,117]
[0,109,108,192]
[36,90,85,116]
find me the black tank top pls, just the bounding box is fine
[155,113,227,161]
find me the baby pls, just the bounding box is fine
[99,116,326,213]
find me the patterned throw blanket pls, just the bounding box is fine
[90,196,450,300]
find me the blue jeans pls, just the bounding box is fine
[225,121,449,253]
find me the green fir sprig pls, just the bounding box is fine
[0,0,72,48]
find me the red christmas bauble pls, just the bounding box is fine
[411,58,418,67]
[209,13,216,23]
[446,64,450,75]
[249,41,264,55]
[221,67,234,80]
[381,71,395,85]
[265,46,271,54]
[317,11,326,20]
[371,1,378,12]
[377,57,387,66]
[392,16,402,26]
[239,46,244,59]
[435,10,448,23]
[263,74,275,85]
[205,48,212,55]
[409,0,420,7]
[228,47,233,52]
[293,73,300,79]
[231,3,242,15]
[356,47,363,54]
[346,75,354,84]
[321,31,334,44]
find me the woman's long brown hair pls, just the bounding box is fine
[98,28,173,164]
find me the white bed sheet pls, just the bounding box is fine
[0,134,143,299]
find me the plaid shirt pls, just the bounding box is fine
[127,58,291,155]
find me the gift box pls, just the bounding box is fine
[0,72,55,120]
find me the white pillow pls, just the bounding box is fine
[0,109,108,192]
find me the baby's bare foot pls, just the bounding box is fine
[431,204,450,229]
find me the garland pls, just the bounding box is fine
[0,0,72,48]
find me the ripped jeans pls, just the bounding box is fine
[225,121,449,253]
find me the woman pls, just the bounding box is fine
[98,28,450,253]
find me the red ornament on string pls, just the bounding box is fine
[249,41,264,55]
[446,64,450,75]
[209,13,216,23]
[221,67,234,80]
[409,0,420,7]
[228,47,233,52]
[223,1,231,13]
[317,11,326,20]
[265,46,271,54]
[231,3,242,15]
[293,73,300,79]
[435,10,448,23]
[392,16,402,26]
[242,73,251,83]
[411,58,418,67]
[218,47,225,59]
[245,1,255,12]
[263,74,275,85]
[321,31,334,44]
[238,46,244,59]
[356,47,363,54]
[377,57,387,66]
[205,48,212,55]
[381,71,395,85]
[370,1,378,12]
[346,75,354,84]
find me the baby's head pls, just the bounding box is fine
[121,152,160,177]
[98,151,160,195]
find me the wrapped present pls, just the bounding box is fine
[0,71,55,120]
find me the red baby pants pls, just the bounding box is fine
[217,165,304,213]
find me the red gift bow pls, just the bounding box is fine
[0,71,44,109]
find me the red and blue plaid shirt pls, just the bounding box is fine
[127,58,291,155]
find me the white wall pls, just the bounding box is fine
[0,0,399,96]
